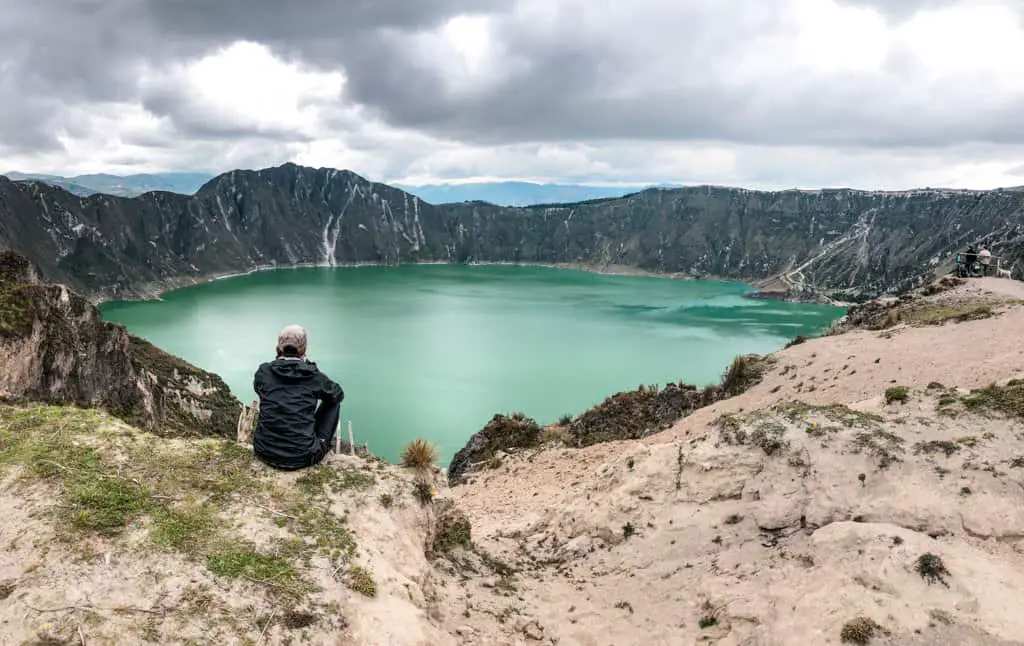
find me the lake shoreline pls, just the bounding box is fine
[95,259,848,308]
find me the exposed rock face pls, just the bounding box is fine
[3,164,1024,302]
[0,251,240,437]
[447,413,542,486]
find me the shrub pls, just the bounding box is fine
[401,438,438,471]
[840,617,883,644]
[915,553,950,586]
[885,387,909,405]
[557,413,573,426]
[412,479,435,505]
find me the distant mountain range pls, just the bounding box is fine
[393,181,682,206]
[4,170,678,205]
[3,162,1023,305]
[3,171,213,198]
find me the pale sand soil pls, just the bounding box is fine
[451,276,1024,645]
[6,276,1024,645]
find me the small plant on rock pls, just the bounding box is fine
[915,553,950,586]
[378,493,394,509]
[697,599,720,629]
[345,565,377,597]
[622,522,636,539]
[840,617,883,644]
[401,438,438,471]
[885,386,909,405]
[412,480,434,505]
[558,413,573,426]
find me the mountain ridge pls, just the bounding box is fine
[2,162,1024,304]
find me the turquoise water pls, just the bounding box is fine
[100,265,845,464]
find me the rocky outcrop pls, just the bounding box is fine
[3,165,1024,303]
[0,251,240,437]
[447,413,542,486]
[566,354,774,447]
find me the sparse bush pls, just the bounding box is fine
[915,440,960,457]
[885,386,909,405]
[840,617,883,644]
[784,335,808,348]
[557,413,573,426]
[697,599,720,629]
[430,500,472,555]
[915,553,950,586]
[412,480,434,505]
[750,422,789,456]
[378,493,394,509]
[345,565,377,597]
[722,354,772,396]
[622,522,636,539]
[401,438,438,471]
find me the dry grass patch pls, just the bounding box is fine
[401,438,439,470]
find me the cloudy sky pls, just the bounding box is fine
[1,0,1023,189]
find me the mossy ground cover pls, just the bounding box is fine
[0,404,373,611]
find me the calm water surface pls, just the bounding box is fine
[101,265,845,464]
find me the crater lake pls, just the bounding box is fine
[100,265,845,464]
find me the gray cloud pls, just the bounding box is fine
[1,0,1023,189]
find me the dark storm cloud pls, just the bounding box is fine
[0,0,1022,178]
[328,0,1024,148]
[0,0,511,145]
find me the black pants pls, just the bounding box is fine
[257,399,341,471]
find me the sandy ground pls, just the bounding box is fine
[6,275,1024,645]
[451,276,1024,645]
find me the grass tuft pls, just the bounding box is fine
[401,438,438,471]
[840,617,883,644]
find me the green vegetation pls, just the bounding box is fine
[962,379,1024,419]
[0,403,374,613]
[0,284,35,339]
[722,354,776,396]
[854,427,905,468]
[884,386,909,405]
[557,413,573,426]
[431,500,473,554]
[206,542,298,586]
[915,553,950,586]
[295,464,375,497]
[345,565,377,597]
[776,402,883,429]
[840,617,883,644]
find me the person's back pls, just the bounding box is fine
[253,325,344,470]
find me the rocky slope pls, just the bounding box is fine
[449,277,1024,645]
[3,164,1024,302]
[0,250,239,437]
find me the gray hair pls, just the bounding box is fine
[276,324,308,357]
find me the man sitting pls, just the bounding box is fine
[252,325,344,470]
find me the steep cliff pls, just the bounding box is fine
[0,251,240,437]
[2,164,1024,302]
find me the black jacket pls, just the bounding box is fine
[252,358,344,468]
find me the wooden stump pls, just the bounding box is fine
[237,400,258,445]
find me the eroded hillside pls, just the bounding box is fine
[449,277,1024,645]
